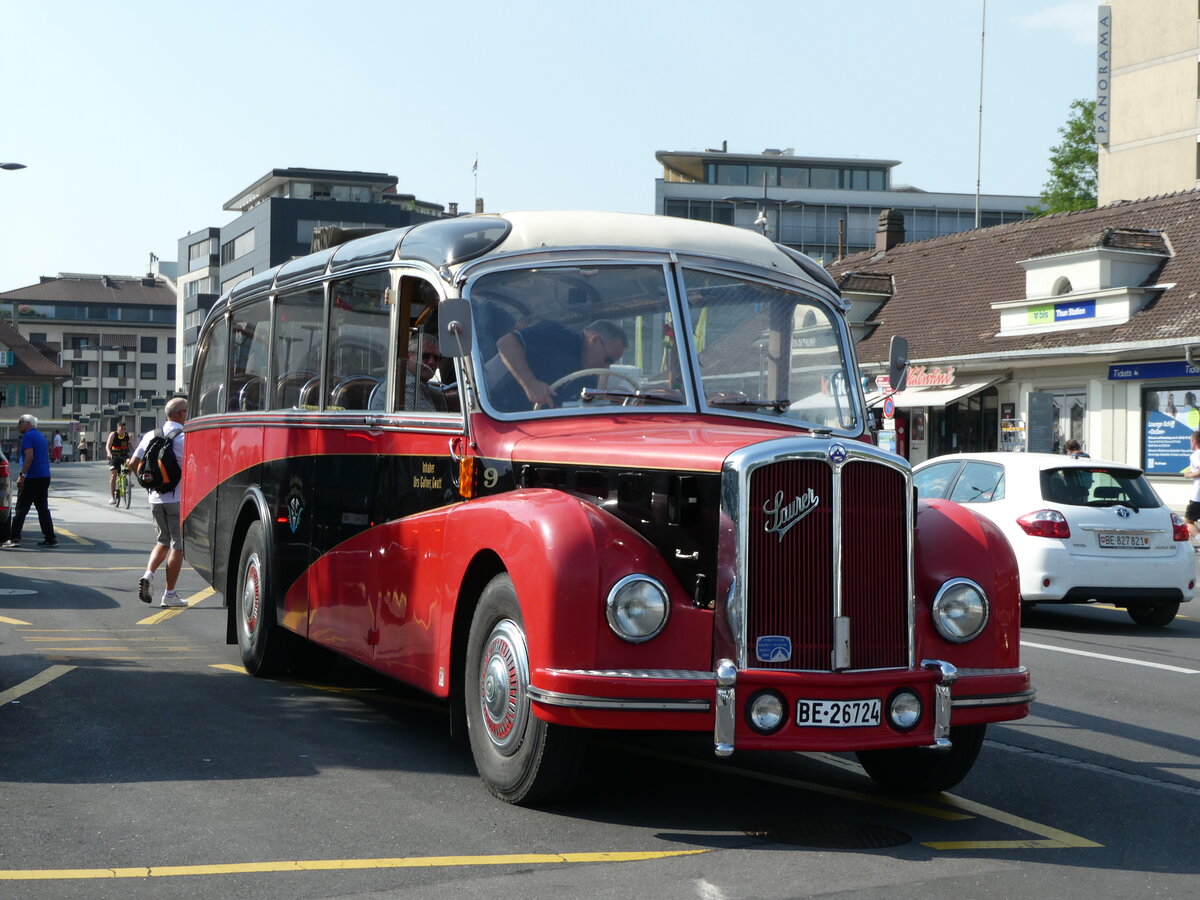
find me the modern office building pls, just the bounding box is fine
[176,168,447,390]
[0,271,177,452]
[655,145,1037,261]
[1096,0,1200,205]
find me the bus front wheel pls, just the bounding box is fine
[236,521,292,676]
[855,723,986,794]
[464,574,583,805]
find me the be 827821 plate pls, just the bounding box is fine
[796,698,881,727]
[1098,532,1150,549]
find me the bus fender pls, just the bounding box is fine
[442,488,707,674]
[913,498,1021,669]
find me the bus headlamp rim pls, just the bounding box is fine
[605,575,670,643]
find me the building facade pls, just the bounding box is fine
[828,191,1200,509]
[656,146,1037,261]
[0,272,177,454]
[1096,0,1200,206]
[176,168,447,390]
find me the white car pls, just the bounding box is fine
[912,452,1194,627]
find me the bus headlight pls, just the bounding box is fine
[606,575,669,642]
[931,578,988,643]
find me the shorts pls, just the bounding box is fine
[110,455,129,471]
[151,502,184,552]
[1186,501,1200,525]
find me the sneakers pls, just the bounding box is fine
[1,540,19,549]
[159,590,187,608]
[37,539,57,547]
[108,497,117,505]
[138,574,153,604]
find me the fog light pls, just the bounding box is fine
[606,575,669,642]
[747,691,786,734]
[887,690,922,731]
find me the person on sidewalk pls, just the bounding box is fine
[130,397,188,607]
[3,414,57,548]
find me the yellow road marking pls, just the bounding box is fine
[53,528,92,546]
[923,793,1103,850]
[211,663,246,673]
[0,615,31,625]
[0,849,710,881]
[0,566,145,571]
[138,588,215,625]
[0,664,75,706]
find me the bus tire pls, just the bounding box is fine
[464,573,584,805]
[855,723,986,794]
[235,521,292,677]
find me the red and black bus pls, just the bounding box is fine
[183,211,1032,803]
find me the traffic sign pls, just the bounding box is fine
[883,396,895,419]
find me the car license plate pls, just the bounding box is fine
[796,698,881,727]
[1098,532,1150,549]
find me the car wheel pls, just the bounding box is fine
[1127,601,1180,627]
[855,723,986,794]
[464,573,584,804]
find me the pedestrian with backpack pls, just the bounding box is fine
[131,397,187,608]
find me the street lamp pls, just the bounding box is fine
[0,162,26,171]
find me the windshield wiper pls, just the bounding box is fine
[579,388,683,405]
[706,396,791,413]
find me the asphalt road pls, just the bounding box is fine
[1,461,1198,899]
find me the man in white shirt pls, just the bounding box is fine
[1184,431,1200,540]
[131,397,188,607]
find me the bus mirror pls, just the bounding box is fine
[438,299,474,358]
[888,336,909,393]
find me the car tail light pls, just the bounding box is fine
[1017,509,1070,539]
[1171,512,1191,542]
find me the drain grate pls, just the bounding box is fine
[745,819,910,849]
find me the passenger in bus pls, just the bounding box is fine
[371,334,452,413]
[488,319,627,411]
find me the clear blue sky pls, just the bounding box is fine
[0,0,1097,292]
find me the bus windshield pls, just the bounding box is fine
[470,262,859,430]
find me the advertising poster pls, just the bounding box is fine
[1143,388,1199,474]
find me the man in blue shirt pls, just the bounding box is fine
[488,318,627,412]
[3,414,57,548]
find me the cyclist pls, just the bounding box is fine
[105,421,132,505]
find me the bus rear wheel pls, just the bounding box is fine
[464,574,583,805]
[855,723,986,794]
[236,521,292,676]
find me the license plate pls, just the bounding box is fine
[796,698,881,727]
[1098,532,1150,549]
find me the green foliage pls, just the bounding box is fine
[1033,99,1098,215]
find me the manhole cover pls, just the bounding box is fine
[746,819,910,849]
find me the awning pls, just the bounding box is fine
[867,376,1005,409]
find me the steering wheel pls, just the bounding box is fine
[534,368,641,409]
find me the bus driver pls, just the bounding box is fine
[488,318,627,411]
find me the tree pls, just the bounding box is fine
[1035,99,1098,214]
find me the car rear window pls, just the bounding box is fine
[1039,467,1161,509]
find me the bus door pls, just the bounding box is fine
[304,270,392,665]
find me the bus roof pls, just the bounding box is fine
[227,211,835,305]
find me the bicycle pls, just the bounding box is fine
[113,461,132,509]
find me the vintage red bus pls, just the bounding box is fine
[183,211,1033,803]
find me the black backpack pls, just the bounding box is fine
[137,428,181,493]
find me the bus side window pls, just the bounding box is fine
[328,272,390,411]
[194,315,230,417]
[230,298,271,412]
[273,287,324,409]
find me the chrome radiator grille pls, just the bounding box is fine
[745,456,910,671]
